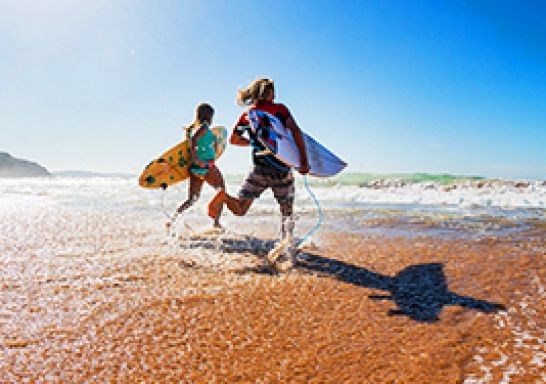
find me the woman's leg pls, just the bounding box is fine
[166,174,203,229]
[203,166,226,227]
[177,174,204,213]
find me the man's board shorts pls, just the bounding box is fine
[238,165,294,205]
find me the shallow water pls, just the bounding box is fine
[1,177,543,295]
[0,177,544,382]
[1,176,544,240]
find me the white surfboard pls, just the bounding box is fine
[247,109,347,177]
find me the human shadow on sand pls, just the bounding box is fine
[216,236,505,322]
[297,253,506,322]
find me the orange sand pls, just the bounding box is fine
[1,229,544,383]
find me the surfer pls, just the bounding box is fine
[208,78,309,268]
[173,103,225,228]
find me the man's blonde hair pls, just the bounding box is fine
[237,78,274,106]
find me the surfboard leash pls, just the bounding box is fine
[297,175,323,248]
[257,148,324,248]
[247,125,324,247]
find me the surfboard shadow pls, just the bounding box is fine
[296,253,506,322]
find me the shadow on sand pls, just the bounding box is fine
[218,237,506,323]
[298,253,506,322]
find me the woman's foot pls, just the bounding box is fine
[212,221,223,230]
[196,226,225,238]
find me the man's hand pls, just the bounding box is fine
[299,162,310,175]
[230,131,251,146]
[235,124,250,134]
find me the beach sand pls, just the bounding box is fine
[1,206,545,383]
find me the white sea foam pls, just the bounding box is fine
[304,181,546,209]
[0,176,544,212]
[464,275,546,383]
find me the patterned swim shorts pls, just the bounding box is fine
[238,166,295,205]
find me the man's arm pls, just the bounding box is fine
[230,125,251,146]
[285,115,309,175]
[231,114,251,146]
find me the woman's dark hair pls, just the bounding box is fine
[194,103,214,125]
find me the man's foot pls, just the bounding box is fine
[267,238,291,265]
[287,245,299,266]
[272,253,295,273]
[208,191,225,219]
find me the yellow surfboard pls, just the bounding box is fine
[138,126,228,189]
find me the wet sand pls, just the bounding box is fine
[1,207,545,383]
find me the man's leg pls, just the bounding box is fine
[208,168,266,218]
[272,171,295,240]
[280,203,294,241]
[273,172,297,268]
[208,190,254,218]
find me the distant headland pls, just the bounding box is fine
[0,152,50,177]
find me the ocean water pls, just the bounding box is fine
[1,174,545,226]
[0,174,544,249]
[1,173,545,209]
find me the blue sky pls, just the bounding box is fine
[1,0,545,179]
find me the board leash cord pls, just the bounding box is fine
[162,175,323,247]
[249,137,324,248]
[161,133,325,248]
[297,175,323,248]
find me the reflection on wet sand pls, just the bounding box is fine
[0,202,544,382]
